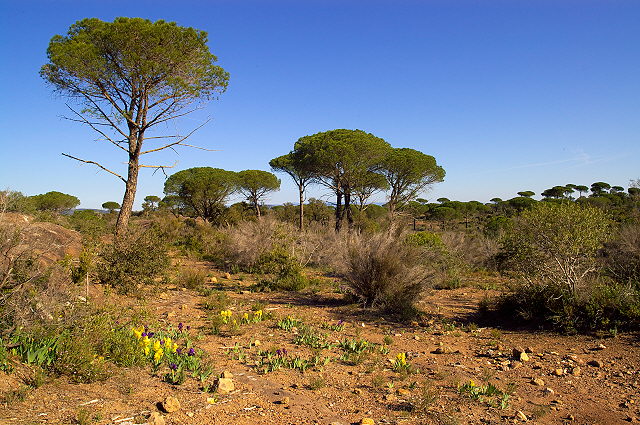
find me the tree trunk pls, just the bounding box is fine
[345,190,354,230]
[298,187,304,230]
[256,202,261,218]
[335,190,343,232]
[115,156,140,239]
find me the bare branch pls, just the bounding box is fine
[62,153,126,183]
[65,105,128,153]
[140,161,178,178]
[140,119,212,155]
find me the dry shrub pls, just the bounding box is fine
[223,216,328,270]
[439,231,499,269]
[332,227,432,316]
[602,222,640,286]
[0,225,79,334]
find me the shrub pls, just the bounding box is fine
[492,202,623,331]
[601,222,640,287]
[175,269,207,290]
[254,247,308,291]
[335,227,431,316]
[500,202,610,299]
[96,228,170,294]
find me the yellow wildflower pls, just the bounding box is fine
[154,348,164,362]
[144,345,150,356]
[243,312,249,321]
[172,343,178,353]
[396,352,407,366]
[164,337,172,347]
[153,340,161,351]
[132,327,143,339]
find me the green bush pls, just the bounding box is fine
[53,332,110,383]
[405,231,446,251]
[492,202,627,331]
[254,247,308,291]
[96,228,170,294]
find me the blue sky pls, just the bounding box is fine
[1,0,638,209]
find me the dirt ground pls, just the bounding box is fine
[1,266,639,425]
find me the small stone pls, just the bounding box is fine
[525,347,533,353]
[360,419,375,425]
[594,344,606,350]
[567,414,575,421]
[513,347,529,362]
[159,292,169,300]
[186,412,194,417]
[433,346,452,354]
[166,311,177,318]
[531,378,545,387]
[224,272,231,279]
[210,277,218,283]
[148,412,166,425]
[353,388,363,395]
[216,377,235,394]
[625,416,638,422]
[253,340,261,347]
[383,394,397,401]
[543,387,555,395]
[221,370,233,379]
[588,360,603,368]
[180,304,188,310]
[280,396,290,405]
[552,368,564,376]
[571,366,582,376]
[414,335,420,340]
[515,410,528,421]
[397,388,411,396]
[162,396,180,413]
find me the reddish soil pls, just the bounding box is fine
[1,266,638,425]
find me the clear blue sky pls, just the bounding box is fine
[1,0,638,209]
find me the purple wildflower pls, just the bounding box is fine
[159,339,165,345]
[141,332,147,337]
[188,348,196,356]
[337,320,344,325]
[187,325,191,331]
[176,348,182,355]
[147,332,155,338]
[144,326,149,332]
[169,363,178,370]
[178,322,184,331]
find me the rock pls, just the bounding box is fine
[531,378,545,387]
[383,394,397,401]
[571,366,582,376]
[543,387,555,395]
[552,368,564,376]
[224,272,231,279]
[414,335,420,340]
[221,370,233,379]
[513,347,530,362]
[186,412,194,417]
[353,388,363,395]
[166,311,177,318]
[433,346,452,354]
[210,277,218,283]
[253,340,261,347]
[148,412,166,425]
[159,293,169,300]
[588,360,603,368]
[162,396,180,413]
[180,304,188,310]
[625,416,638,422]
[206,397,216,404]
[515,410,528,421]
[397,388,411,396]
[216,377,235,394]
[525,347,533,353]
[280,396,290,405]
[594,344,607,350]
[567,414,575,421]
[360,419,375,425]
